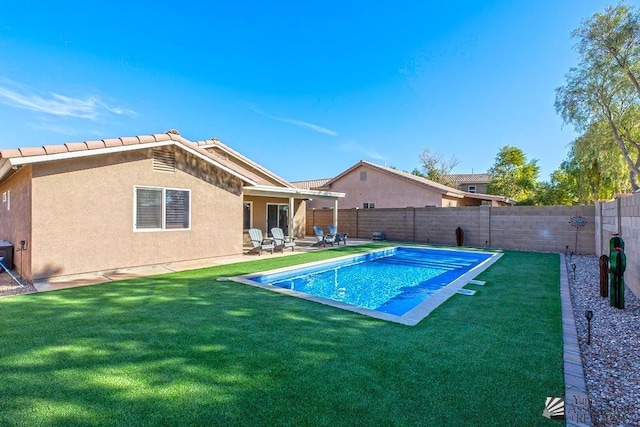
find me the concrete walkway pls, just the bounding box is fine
[33,238,370,293]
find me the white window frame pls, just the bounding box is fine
[266,203,289,236]
[133,186,191,232]
[468,185,477,193]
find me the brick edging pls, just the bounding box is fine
[560,254,592,426]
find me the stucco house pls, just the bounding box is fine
[0,130,343,281]
[299,161,512,210]
[443,172,493,194]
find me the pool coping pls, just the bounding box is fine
[226,246,503,326]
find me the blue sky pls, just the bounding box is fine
[0,0,622,182]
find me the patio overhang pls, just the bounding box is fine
[244,185,344,234]
[243,185,345,200]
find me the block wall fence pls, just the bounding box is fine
[307,205,595,253]
[596,192,640,297]
[309,199,640,297]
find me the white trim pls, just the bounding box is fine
[11,141,172,165]
[266,202,290,235]
[0,159,13,181]
[133,185,192,232]
[4,140,258,186]
[243,185,344,200]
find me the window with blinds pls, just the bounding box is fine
[165,189,190,229]
[135,187,190,231]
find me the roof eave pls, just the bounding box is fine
[4,139,257,186]
[243,185,344,200]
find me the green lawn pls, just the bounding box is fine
[0,245,563,426]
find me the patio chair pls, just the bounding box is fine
[327,225,348,245]
[248,228,274,255]
[271,227,296,252]
[313,225,336,247]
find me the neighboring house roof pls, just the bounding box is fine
[444,173,492,185]
[323,160,466,198]
[290,178,332,190]
[0,129,344,201]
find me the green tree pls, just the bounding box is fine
[556,2,640,190]
[535,121,632,205]
[410,167,427,178]
[486,146,539,203]
[534,170,578,206]
[568,121,632,201]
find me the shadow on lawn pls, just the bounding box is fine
[0,246,397,425]
[0,249,563,426]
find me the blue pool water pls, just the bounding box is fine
[248,247,494,316]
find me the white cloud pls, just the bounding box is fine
[340,140,387,161]
[0,79,137,120]
[250,105,338,136]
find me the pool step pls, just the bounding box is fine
[373,257,473,270]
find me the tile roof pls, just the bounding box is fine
[290,178,332,190]
[0,130,259,186]
[444,173,492,185]
[0,129,345,201]
[324,160,465,197]
[0,131,185,160]
[191,138,294,188]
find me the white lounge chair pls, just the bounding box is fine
[312,225,336,247]
[248,228,274,255]
[271,227,295,252]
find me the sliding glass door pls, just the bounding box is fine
[267,203,289,236]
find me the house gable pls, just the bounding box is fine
[312,162,457,209]
[28,145,245,280]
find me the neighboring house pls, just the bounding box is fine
[444,173,492,194]
[0,130,343,281]
[301,161,513,210]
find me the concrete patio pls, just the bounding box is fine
[31,237,371,293]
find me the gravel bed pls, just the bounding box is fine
[0,271,37,297]
[567,254,640,427]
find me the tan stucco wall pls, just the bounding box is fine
[30,148,244,280]
[307,164,447,209]
[244,196,306,238]
[0,165,33,278]
[455,183,489,194]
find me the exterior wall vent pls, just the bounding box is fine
[153,150,176,173]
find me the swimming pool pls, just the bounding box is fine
[230,246,502,325]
